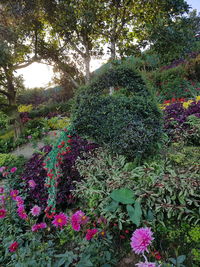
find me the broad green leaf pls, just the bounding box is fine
[128,201,142,226]
[110,188,135,204]
[105,200,119,212]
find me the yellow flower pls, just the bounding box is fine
[196,95,200,102]
[18,104,33,113]
[183,100,193,109]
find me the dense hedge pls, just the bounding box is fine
[72,65,163,159]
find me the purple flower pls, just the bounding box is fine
[28,180,36,189]
[0,167,6,173]
[30,205,41,216]
[130,227,154,254]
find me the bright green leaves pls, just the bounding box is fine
[110,188,135,204]
[126,201,142,227]
[108,188,142,227]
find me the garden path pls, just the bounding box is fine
[10,130,60,159]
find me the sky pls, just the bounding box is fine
[16,0,200,88]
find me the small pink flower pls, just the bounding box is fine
[0,187,4,194]
[9,241,19,252]
[10,190,19,200]
[27,135,32,139]
[31,222,47,232]
[0,195,5,206]
[0,166,6,173]
[30,205,41,216]
[71,210,89,231]
[85,228,98,241]
[28,180,36,189]
[136,262,158,267]
[52,213,68,228]
[15,196,24,206]
[130,227,154,254]
[17,205,28,220]
[0,208,6,219]
[10,167,17,173]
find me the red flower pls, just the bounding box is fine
[85,229,98,241]
[9,242,19,252]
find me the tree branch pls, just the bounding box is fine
[14,56,40,70]
[0,89,10,97]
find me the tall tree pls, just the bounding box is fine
[41,0,103,82]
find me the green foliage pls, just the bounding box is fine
[185,54,200,82]
[0,153,26,181]
[110,188,134,204]
[148,65,189,100]
[72,64,163,159]
[47,117,70,130]
[75,147,200,229]
[29,101,73,119]
[0,111,9,131]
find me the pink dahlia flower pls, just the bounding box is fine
[0,208,6,219]
[71,210,89,231]
[15,196,24,206]
[10,190,19,200]
[30,205,41,216]
[0,187,4,194]
[28,180,36,189]
[130,227,154,254]
[136,262,158,267]
[17,205,28,220]
[32,222,47,232]
[52,213,68,228]
[9,241,19,252]
[10,167,17,173]
[85,228,98,241]
[0,195,5,206]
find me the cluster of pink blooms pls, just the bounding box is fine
[71,210,89,231]
[0,166,17,177]
[0,186,6,219]
[9,189,28,220]
[32,222,47,232]
[131,227,160,267]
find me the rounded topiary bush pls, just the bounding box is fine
[72,64,163,159]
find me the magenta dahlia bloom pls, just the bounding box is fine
[0,187,4,194]
[15,196,24,206]
[30,205,41,216]
[52,213,68,228]
[17,205,28,220]
[9,241,19,252]
[130,227,154,254]
[0,208,6,219]
[32,222,47,232]
[136,262,158,267]
[85,228,98,241]
[10,167,17,173]
[28,180,36,189]
[10,190,19,200]
[71,210,89,231]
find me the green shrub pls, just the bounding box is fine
[185,54,200,82]
[148,65,190,100]
[0,153,26,179]
[0,111,9,131]
[29,101,73,119]
[72,64,163,159]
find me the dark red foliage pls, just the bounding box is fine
[20,137,97,210]
[56,135,98,207]
[21,145,52,209]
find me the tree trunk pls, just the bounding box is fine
[84,55,91,84]
[110,39,116,61]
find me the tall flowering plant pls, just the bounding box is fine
[131,227,161,267]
